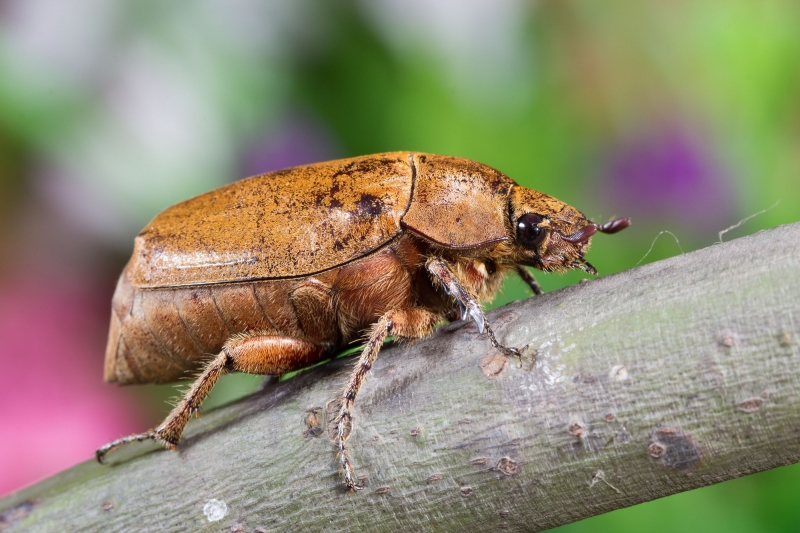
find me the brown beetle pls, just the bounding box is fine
[96,152,629,490]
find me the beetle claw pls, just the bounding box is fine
[458,301,468,321]
[468,303,485,334]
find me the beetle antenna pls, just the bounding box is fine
[596,217,631,234]
[562,224,598,243]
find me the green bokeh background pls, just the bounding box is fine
[0,1,798,530]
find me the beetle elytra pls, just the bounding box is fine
[96,152,629,490]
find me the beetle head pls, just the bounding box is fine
[508,186,630,274]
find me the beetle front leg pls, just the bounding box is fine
[426,258,522,360]
[337,307,438,491]
[515,265,543,295]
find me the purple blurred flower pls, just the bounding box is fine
[241,114,340,177]
[604,125,736,231]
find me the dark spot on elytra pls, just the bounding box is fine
[329,198,343,209]
[339,233,352,246]
[269,168,294,177]
[330,157,398,182]
[357,194,383,216]
[333,240,344,251]
[331,162,356,180]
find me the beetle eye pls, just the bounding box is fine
[516,213,546,249]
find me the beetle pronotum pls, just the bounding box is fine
[96,152,629,490]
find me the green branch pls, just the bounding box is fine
[2,222,800,533]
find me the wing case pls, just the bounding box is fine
[130,153,415,288]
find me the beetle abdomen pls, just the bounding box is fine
[105,261,307,384]
[105,236,437,385]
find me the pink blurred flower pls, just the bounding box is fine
[0,274,144,497]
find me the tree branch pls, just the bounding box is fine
[2,222,800,533]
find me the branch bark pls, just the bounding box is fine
[2,222,800,533]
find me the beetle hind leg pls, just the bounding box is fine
[337,307,439,490]
[95,430,163,463]
[96,334,326,463]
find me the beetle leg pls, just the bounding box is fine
[96,351,230,462]
[515,265,543,296]
[426,258,522,361]
[458,300,469,321]
[96,335,325,463]
[95,430,161,463]
[337,307,439,491]
[426,259,483,330]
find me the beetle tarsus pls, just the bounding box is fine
[95,430,160,463]
[485,323,523,363]
[336,407,361,491]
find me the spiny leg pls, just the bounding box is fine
[337,308,438,491]
[96,353,228,462]
[426,258,521,360]
[515,265,543,295]
[97,334,325,463]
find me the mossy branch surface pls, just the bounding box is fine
[2,223,800,533]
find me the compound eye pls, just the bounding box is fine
[516,213,546,249]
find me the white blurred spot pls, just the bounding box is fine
[0,0,121,89]
[1,1,314,243]
[203,498,227,522]
[357,0,533,105]
[609,365,629,381]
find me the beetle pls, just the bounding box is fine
[96,152,629,490]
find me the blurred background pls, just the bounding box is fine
[0,0,798,530]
